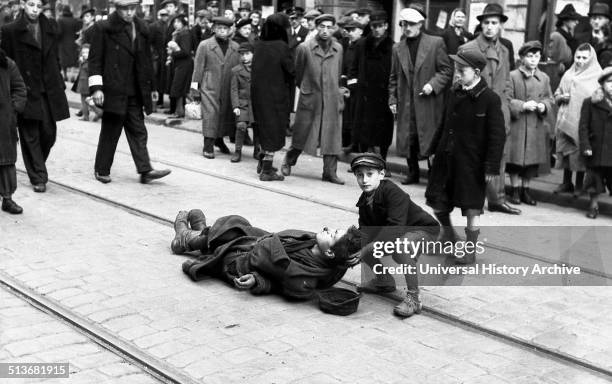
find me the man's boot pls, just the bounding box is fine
[1,197,23,214]
[393,289,422,318]
[203,138,215,159]
[215,138,231,154]
[322,155,344,185]
[187,209,207,231]
[402,157,420,185]
[231,124,245,163]
[175,97,185,118]
[260,160,284,181]
[456,228,480,265]
[171,211,201,254]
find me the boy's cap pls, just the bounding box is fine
[238,42,254,52]
[236,18,252,29]
[450,47,487,71]
[518,40,542,57]
[212,16,234,26]
[314,13,336,25]
[351,153,386,171]
[598,66,612,84]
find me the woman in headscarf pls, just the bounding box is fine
[554,43,602,196]
[441,8,472,55]
[251,12,295,181]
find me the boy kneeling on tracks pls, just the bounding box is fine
[351,153,440,318]
[171,210,362,300]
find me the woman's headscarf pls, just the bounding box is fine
[555,44,602,143]
[448,8,465,28]
[260,12,290,43]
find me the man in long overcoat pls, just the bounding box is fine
[460,3,520,215]
[57,5,80,80]
[282,14,347,185]
[388,8,452,185]
[88,0,170,184]
[1,1,70,192]
[149,8,169,107]
[191,17,240,158]
[350,11,394,160]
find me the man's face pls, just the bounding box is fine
[356,13,369,25]
[22,0,42,21]
[349,12,358,20]
[453,11,466,27]
[371,22,387,38]
[316,227,347,254]
[160,14,169,23]
[590,15,610,32]
[239,9,248,19]
[240,51,253,64]
[290,15,301,29]
[354,166,384,193]
[574,49,591,68]
[317,20,334,40]
[214,24,230,39]
[481,16,501,39]
[207,5,219,16]
[173,18,184,30]
[455,63,478,86]
[11,3,20,13]
[347,27,363,42]
[83,13,93,24]
[117,5,137,23]
[603,77,612,96]
[522,50,541,70]
[165,3,176,16]
[238,24,251,37]
[251,13,260,25]
[198,17,208,27]
[401,20,421,38]
[306,17,315,30]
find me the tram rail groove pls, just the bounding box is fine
[11,168,612,379]
[0,272,199,384]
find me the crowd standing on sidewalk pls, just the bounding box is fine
[2,0,612,313]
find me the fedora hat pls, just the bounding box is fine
[556,4,582,20]
[588,3,610,18]
[476,3,508,23]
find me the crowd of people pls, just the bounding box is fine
[2,0,612,226]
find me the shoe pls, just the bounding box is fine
[95,172,111,184]
[259,171,285,181]
[33,183,46,193]
[140,169,171,184]
[75,110,83,117]
[393,293,422,318]
[553,182,574,194]
[231,150,242,163]
[171,211,190,254]
[257,161,277,174]
[488,203,521,215]
[586,206,599,219]
[401,176,419,185]
[322,173,345,185]
[455,228,479,265]
[1,198,23,214]
[508,187,521,205]
[281,162,291,176]
[520,188,536,205]
[203,151,215,159]
[357,279,396,294]
[215,140,231,154]
[187,209,207,231]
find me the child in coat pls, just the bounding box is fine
[74,44,102,121]
[230,42,254,163]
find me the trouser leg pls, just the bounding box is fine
[39,96,57,162]
[123,97,153,174]
[0,165,17,197]
[285,147,302,165]
[80,95,90,119]
[175,97,185,117]
[95,112,124,176]
[486,155,507,205]
[18,119,48,184]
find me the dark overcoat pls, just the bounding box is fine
[0,51,27,165]
[425,80,506,210]
[0,12,69,122]
[251,39,295,151]
[350,34,395,148]
[440,26,472,55]
[168,29,194,98]
[579,93,612,168]
[388,33,452,158]
[230,63,253,123]
[288,25,308,51]
[149,19,167,93]
[88,12,156,115]
[57,14,80,67]
[508,67,555,166]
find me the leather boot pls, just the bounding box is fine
[215,138,231,154]
[171,211,200,254]
[322,155,345,185]
[508,186,521,205]
[520,187,536,205]
[187,209,207,231]
[402,157,420,185]
[231,125,245,163]
[456,228,480,265]
[1,197,23,214]
[393,289,422,318]
[260,160,284,181]
[203,138,215,158]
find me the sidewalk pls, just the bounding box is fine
[65,89,612,215]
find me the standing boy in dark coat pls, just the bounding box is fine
[230,42,254,163]
[351,153,439,318]
[1,1,70,193]
[425,47,506,264]
[88,0,171,184]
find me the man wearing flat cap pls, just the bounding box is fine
[191,9,214,51]
[88,0,171,184]
[460,3,519,215]
[1,0,69,193]
[303,9,321,42]
[388,7,452,185]
[237,1,251,21]
[349,11,395,161]
[191,17,241,158]
[282,14,348,184]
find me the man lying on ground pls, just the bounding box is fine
[171,210,362,300]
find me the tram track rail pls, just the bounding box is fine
[9,161,612,380]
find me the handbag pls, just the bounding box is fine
[185,100,202,120]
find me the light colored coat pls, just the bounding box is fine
[292,38,344,156]
[192,37,240,138]
[508,67,555,166]
[388,33,452,158]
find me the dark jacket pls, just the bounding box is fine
[190,24,213,52]
[0,50,27,165]
[0,12,69,122]
[88,12,155,115]
[230,63,252,123]
[426,79,506,210]
[57,13,81,67]
[168,28,194,97]
[579,92,612,167]
[251,39,295,151]
[288,25,308,51]
[358,179,439,243]
[441,26,472,55]
[350,34,395,148]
